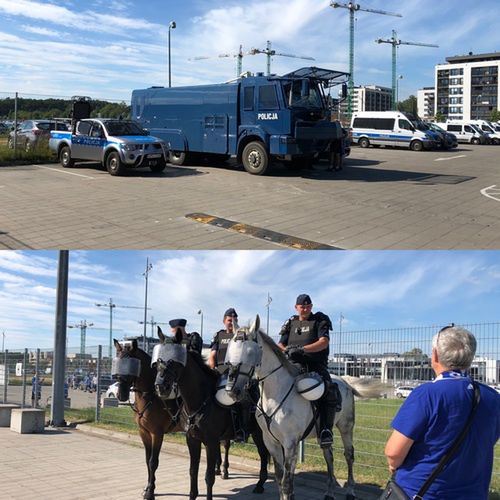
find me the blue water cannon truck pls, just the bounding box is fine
[131,67,349,175]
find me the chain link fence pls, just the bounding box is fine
[1,321,498,490]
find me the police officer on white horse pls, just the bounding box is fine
[278,294,341,448]
[169,318,203,354]
[208,308,251,442]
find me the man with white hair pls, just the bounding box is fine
[384,324,500,500]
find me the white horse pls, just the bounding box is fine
[224,316,386,500]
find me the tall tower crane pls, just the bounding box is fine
[375,30,439,110]
[95,298,149,358]
[330,2,402,118]
[138,316,169,338]
[190,45,249,78]
[248,41,315,76]
[68,320,93,356]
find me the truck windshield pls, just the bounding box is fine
[105,121,148,136]
[282,80,323,109]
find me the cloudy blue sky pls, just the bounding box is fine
[0,0,498,102]
[1,250,499,355]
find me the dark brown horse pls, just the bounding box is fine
[113,338,186,500]
[153,327,269,500]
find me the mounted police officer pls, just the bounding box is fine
[278,294,341,448]
[208,308,250,443]
[169,318,203,354]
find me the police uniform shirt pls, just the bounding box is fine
[210,329,233,366]
[279,311,332,366]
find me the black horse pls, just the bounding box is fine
[113,338,186,500]
[153,327,269,500]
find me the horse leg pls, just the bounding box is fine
[222,439,230,479]
[251,426,269,494]
[321,444,336,500]
[215,443,222,476]
[281,443,299,500]
[186,434,201,500]
[145,432,164,500]
[139,427,155,499]
[337,418,356,500]
[205,441,219,500]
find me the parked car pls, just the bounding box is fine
[105,381,135,404]
[0,122,10,134]
[395,386,414,398]
[8,119,69,152]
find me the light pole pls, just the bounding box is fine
[197,310,203,340]
[142,258,153,350]
[168,21,176,88]
[96,298,115,359]
[396,74,403,109]
[1,330,4,353]
[265,293,272,335]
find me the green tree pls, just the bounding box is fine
[490,109,500,122]
[402,348,428,359]
[397,95,418,116]
[434,111,445,123]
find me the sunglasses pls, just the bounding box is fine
[436,323,455,346]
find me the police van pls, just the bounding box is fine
[468,120,500,144]
[351,111,436,151]
[442,121,488,145]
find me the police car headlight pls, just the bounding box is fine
[122,144,139,151]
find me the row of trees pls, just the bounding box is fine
[0,97,130,121]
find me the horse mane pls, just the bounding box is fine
[258,330,299,377]
[188,350,218,383]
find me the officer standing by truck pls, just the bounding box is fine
[278,294,341,448]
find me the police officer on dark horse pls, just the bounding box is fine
[169,318,203,354]
[278,294,341,448]
[208,308,255,443]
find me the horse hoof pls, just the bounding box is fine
[215,469,221,476]
[222,472,229,480]
[252,484,264,494]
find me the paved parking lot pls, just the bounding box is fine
[1,144,499,250]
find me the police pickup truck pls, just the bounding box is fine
[49,119,168,176]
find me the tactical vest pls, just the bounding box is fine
[287,314,329,366]
[215,329,233,366]
[180,332,202,354]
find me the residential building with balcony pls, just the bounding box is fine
[417,87,436,119]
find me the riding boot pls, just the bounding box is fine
[231,405,246,443]
[318,383,339,448]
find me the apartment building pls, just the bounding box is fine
[435,52,500,121]
[417,87,436,119]
[340,85,393,115]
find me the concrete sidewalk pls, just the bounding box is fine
[0,425,382,499]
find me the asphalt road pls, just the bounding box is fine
[1,144,499,250]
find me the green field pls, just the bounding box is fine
[0,135,56,164]
[66,398,499,495]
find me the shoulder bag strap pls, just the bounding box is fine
[413,380,481,500]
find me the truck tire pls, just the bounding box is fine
[150,161,166,173]
[7,137,14,149]
[60,146,75,168]
[359,138,370,148]
[410,140,423,152]
[471,138,480,145]
[242,141,269,175]
[169,151,186,165]
[106,151,126,176]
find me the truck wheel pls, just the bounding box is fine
[471,138,480,145]
[150,161,166,173]
[410,140,423,152]
[359,138,370,148]
[60,146,75,168]
[169,151,186,165]
[242,141,269,175]
[25,140,33,153]
[106,151,126,176]
[7,137,14,149]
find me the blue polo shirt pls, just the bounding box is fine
[392,377,500,500]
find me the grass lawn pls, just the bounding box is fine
[0,136,57,165]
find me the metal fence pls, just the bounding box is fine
[1,321,498,489]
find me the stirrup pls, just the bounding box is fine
[319,429,333,448]
[234,429,247,443]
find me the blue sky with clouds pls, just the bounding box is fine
[1,250,499,353]
[0,0,499,101]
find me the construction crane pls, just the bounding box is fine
[330,2,402,118]
[248,41,315,76]
[95,298,150,358]
[375,30,438,110]
[190,45,249,78]
[67,320,93,356]
[138,316,169,338]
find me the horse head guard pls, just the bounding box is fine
[112,338,142,402]
[151,327,187,399]
[224,320,262,403]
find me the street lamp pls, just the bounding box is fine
[168,21,176,88]
[197,310,203,340]
[1,330,5,353]
[265,293,272,335]
[396,74,403,109]
[142,258,153,350]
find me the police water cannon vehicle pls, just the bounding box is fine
[49,97,168,176]
[131,67,350,175]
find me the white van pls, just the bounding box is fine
[351,111,436,151]
[443,121,488,144]
[469,120,500,144]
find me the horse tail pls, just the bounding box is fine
[340,375,387,399]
